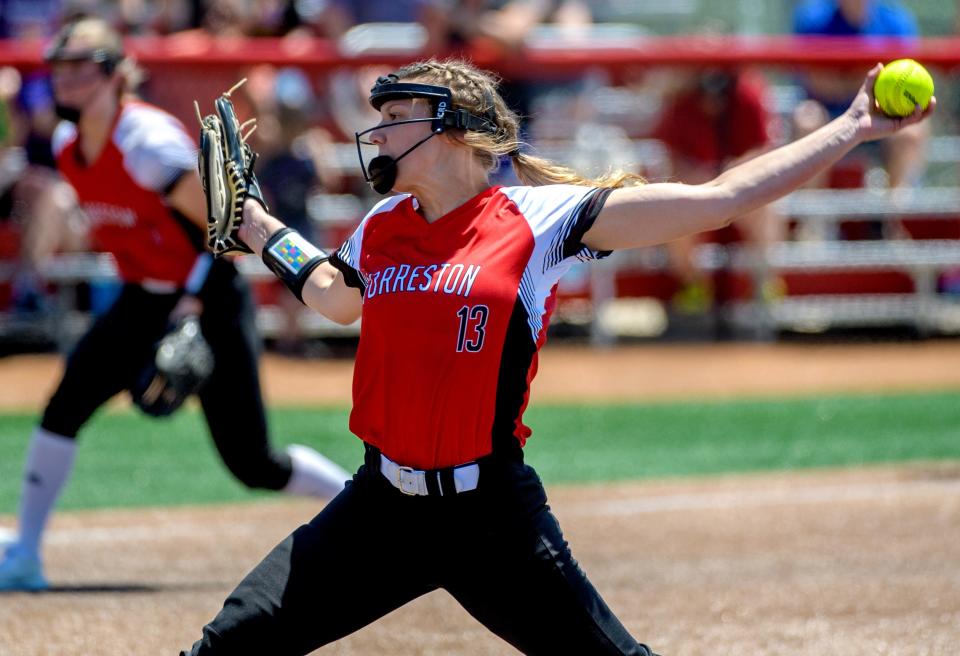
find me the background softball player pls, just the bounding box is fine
[0,17,349,593]
[183,56,931,654]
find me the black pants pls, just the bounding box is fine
[183,450,655,655]
[40,260,292,491]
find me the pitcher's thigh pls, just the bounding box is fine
[447,505,653,656]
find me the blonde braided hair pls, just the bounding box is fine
[393,59,645,189]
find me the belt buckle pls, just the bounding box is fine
[396,466,420,496]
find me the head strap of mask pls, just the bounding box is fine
[355,74,499,194]
[368,74,499,135]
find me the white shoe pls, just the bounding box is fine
[0,545,49,592]
[284,444,350,498]
[0,527,16,549]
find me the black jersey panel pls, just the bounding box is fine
[490,298,536,461]
[561,186,614,260]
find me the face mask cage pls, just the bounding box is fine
[355,117,443,187]
[45,48,122,75]
[354,75,500,188]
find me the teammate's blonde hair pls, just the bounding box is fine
[53,16,143,93]
[394,59,645,189]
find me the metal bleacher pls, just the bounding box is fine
[5,138,960,350]
[0,253,359,351]
[586,179,960,342]
[9,178,959,351]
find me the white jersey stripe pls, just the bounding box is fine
[499,185,611,342]
[336,194,409,276]
[517,269,542,341]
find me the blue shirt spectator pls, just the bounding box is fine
[0,0,62,39]
[788,0,928,227]
[792,0,919,116]
[793,0,918,39]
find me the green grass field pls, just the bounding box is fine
[1,390,958,512]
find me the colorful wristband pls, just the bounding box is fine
[261,227,328,303]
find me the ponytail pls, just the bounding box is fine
[397,58,646,190]
[511,152,645,189]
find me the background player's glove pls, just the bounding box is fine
[195,80,268,257]
[130,315,214,417]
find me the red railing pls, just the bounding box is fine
[6,33,956,136]
[3,35,960,71]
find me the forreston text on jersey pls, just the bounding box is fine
[365,263,482,299]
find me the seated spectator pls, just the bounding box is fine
[429,0,592,54]
[654,68,785,321]
[196,0,252,37]
[0,0,63,40]
[116,0,197,35]
[246,65,344,354]
[290,0,442,45]
[791,0,928,237]
[0,69,85,317]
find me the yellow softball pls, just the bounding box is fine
[873,59,934,117]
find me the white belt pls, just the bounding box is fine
[379,453,480,496]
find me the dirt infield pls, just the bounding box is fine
[1,342,960,655]
[4,341,960,410]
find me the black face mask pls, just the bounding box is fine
[54,103,82,123]
[365,154,398,195]
[355,118,440,195]
[52,72,108,124]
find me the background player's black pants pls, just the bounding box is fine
[183,452,656,655]
[40,260,292,490]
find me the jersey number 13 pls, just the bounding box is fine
[455,305,489,352]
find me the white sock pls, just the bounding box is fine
[16,428,77,556]
[283,444,349,498]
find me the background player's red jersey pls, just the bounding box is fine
[53,100,200,288]
[331,184,612,469]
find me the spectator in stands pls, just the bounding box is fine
[0,68,86,317]
[244,0,301,37]
[247,65,344,354]
[196,0,251,37]
[289,0,444,45]
[428,0,592,54]
[0,0,63,39]
[791,0,928,237]
[430,0,594,116]
[249,67,326,241]
[654,68,785,319]
[117,0,197,35]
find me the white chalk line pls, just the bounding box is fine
[560,478,960,518]
[1,477,957,546]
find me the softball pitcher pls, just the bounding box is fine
[182,58,931,654]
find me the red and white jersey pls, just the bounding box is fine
[53,100,201,287]
[330,184,612,469]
